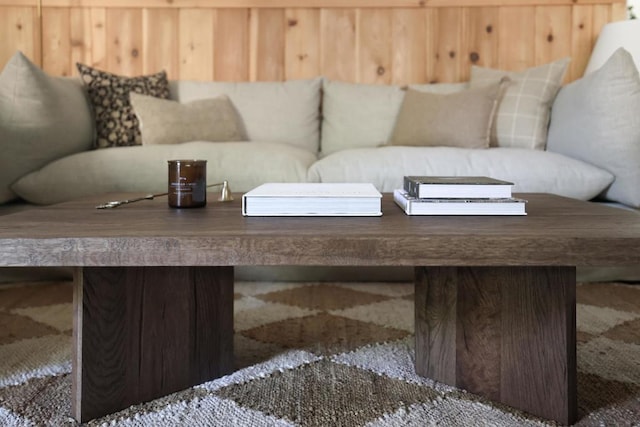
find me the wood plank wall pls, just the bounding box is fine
[0,0,627,84]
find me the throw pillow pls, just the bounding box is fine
[0,51,93,203]
[388,80,505,149]
[469,57,570,150]
[130,93,247,145]
[76,63,170,148]
[547,48,640,208]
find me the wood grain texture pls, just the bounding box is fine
[178,8,214,81]
[414,267,457,384]
[414,266,577,424]
[0,194,639,268]
[72,266,234,422]
[285,8,320,80]
[500,266,576,424]
[0,6,40,69]
[1,1,622,83]
[36,0,628,7]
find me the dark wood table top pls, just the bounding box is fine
[0,193,638,267]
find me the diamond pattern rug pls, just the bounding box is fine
[0,280,639,426]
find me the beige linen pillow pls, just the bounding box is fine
[0,51,93,203]
[388,81,504,148]
[76,63,170,148]
[470,57,570,150]
[130,93,247,145]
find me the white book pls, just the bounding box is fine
[242,183,383,216]
[394,189,527,216]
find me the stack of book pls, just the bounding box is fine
[394,176,527,215]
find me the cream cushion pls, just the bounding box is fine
[12,141,317,205]
[0,51,93,203]
[308,146,614,201]
[389,82,503,149]
[169,78,322,153]
[320,79,468,155]
[470,58,570,150]
[547,48,640,208]
[130,93,247,145]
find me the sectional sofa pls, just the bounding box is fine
[1,48,639,282]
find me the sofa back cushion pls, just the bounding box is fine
[547,48,640,208]
[169,78,322,153]
[320,79,468,156]
[0,51,93,203]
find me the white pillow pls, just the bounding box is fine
[547,48,640,208]
[470,58,570,150]
[169,78,322,153]
[308,146,613,201]
[0,51,93,203]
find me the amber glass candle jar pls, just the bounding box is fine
[167,160,207,208]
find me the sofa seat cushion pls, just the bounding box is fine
[169,78,322,154]
[12,141,317,205]
[307,146,614,201]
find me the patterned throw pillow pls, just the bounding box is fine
[76,63,170,148]
[469,58,570,150]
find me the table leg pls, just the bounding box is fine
[72,266,234,423]
[414,266,576,425]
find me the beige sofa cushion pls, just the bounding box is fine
[547,48,640,208]
[0,51,93,204]
[169,78,322,153]
[130,93,247,145]
[12,141,317,205]
[320,79,468,155]
[470,58,569,150]
[308,146,614,201]
[388,82,504,149]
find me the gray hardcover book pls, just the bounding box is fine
[403,176,514,199]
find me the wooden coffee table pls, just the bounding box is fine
[1,193,639,424]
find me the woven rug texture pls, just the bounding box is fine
[0,280,639,426]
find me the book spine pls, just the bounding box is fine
[403,177,419,198]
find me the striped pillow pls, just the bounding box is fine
[470,58,569,150]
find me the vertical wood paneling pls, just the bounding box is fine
[463,7,499,73]
[178,9,214,81]
[70,8,92,72]
[89,8,107,70]
[391,8,426,85]
[534,5,571,79]
[214,9,249,81]
[358,8,392,84]
[570,5,594,81]
[250,8,285,81]
[498,6,535,71]
[320,8,356,82]
[1,3,622,84]
[428,8,463,83]
[143,8,178,78]
[424,8,437,82]
[284,8,320,80]
[42,8,71,76]
[106,8,143,76]
[0,7,40,69]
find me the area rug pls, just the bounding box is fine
[0,280,639,426]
